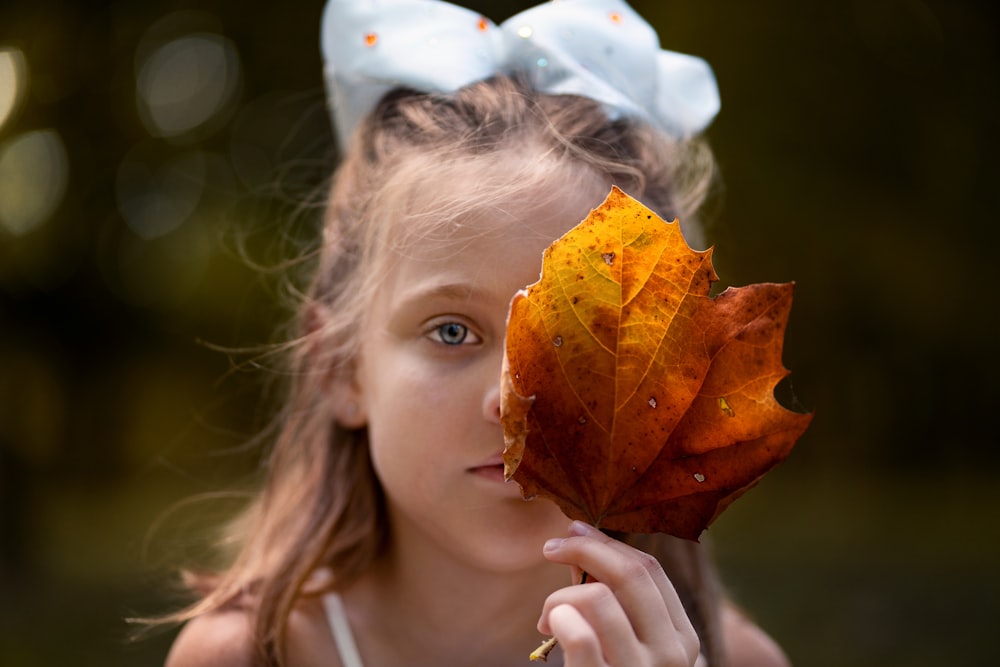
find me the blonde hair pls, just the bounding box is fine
[172,74,723,665]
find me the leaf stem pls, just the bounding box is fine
[529,571,589,662]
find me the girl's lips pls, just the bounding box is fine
[470,464,506,482]
[468,454,507,482]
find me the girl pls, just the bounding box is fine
[164,1,791,665]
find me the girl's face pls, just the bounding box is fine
[349,178,608,575]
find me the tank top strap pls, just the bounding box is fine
[322,592,365,667]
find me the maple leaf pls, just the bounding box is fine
[501,186,812,541]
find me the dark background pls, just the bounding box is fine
[1,1,998,665]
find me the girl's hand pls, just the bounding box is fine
[539,521,702,667]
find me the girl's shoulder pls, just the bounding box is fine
[164,607,256,667]
[721,601,792,667]
[165,597,338,667]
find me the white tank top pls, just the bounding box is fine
[323,590,708,667]
[322,592,365,667]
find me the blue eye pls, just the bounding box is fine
[436,322,469,345]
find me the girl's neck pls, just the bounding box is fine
[341,521,566,667]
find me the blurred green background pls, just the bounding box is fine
[1,1,998,665]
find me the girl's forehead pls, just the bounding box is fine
[382,159,612,256]
[394,186,602,259]
[374,195,591,313]
[364,172,613,317]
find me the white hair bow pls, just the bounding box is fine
[321,0,720,147]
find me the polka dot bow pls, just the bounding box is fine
[321,0,720,148]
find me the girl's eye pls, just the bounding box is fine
[431,322,476,346]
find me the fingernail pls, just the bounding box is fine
[543,538,563,553]
[569,520,598,536]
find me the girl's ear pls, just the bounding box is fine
[330,375,367,429]
[307,302,368,429]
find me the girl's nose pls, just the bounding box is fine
[482,380,502,424]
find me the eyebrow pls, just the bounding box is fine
[410,282,475,300]
[393,281,482,309]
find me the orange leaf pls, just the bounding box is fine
[501,187,812,540]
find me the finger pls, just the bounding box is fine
[547,604,606,667]
[544,522,697,650]
[539,582,643,667]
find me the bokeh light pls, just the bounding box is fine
[135,33,242,140]
[0,129,69,236]
[0,47,27,132]
[98,199,215,309]
[116,146,206,240]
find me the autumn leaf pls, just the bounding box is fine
[501,186,812,541]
